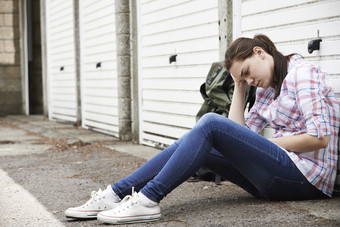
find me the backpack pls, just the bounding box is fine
[196,61,256,121]
[191,62,256,184]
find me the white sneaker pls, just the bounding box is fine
[97,192,161,224]
[65,185,119,219]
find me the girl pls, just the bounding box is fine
[65,34,339,225]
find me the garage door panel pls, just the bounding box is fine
[142,37,219,58]
[143,111,196,129]
[51,107,76,115]
[242,0,314,16]
[80,0,119,136]
[82,40,117,53]
[242,1,340,32]
[142,23,218,46]
[141,133,177,148]
[277,40,340,57]
[142,0,216,25]
[82,120,119,136]
[143,7,218,35]
[318,60,340,75]
[141,51,219,68]
[142,90,202,104]
[242,21,340,44]
[50,92,77,101]
[142,122,190,140]
[328,77,340,93]
[49,22,74,36]
[82,54,116,66]
[141,0,191,14]
[142,78,203,91]
[82,26,117,41]
[46,0,77,123]
[142,65,212,78]
[143,100,200,116]
[84,112,118,124]
[84,96,118,106]
[81,70,117,79]
[82,79,117,89]
[139,0,219,146]
[83,104,118,115]
[82,1,115,18]
[83,88,117,97]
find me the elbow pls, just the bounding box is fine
[319,135,330,149]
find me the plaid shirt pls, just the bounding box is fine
[245,55,340,197]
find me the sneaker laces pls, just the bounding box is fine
[82,187,105,208]
[115,187,138,212]
[91,189,104,201]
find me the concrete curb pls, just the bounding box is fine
[0,169,64,227]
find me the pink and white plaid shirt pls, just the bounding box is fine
[245,55,340,197]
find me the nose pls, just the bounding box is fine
[245,77,255,86]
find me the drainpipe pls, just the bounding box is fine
[115,0,132,141]
[73,0,82,126]
[130,0,139,143]
[40,0,48,118]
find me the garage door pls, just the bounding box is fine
[46,0,77,122]
[79,1,119,136]
[139,0,219,147]
[236,0,340,93]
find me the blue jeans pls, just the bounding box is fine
[112,113,325,202]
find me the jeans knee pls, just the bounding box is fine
[198,113,224,129]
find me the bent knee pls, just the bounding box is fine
[201,112,227,122]
[197,113,229,128]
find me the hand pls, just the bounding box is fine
[228,74,247,125]
[230,74,248,92]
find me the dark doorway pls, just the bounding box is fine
[27,0,43,114]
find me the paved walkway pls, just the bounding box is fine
[0,115,339,226]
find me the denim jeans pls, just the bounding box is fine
[112,113,325,202]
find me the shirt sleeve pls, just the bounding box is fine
[245,106,267,133]
[245,88,268,133]
[293,66,331,138]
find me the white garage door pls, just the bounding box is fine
[236,0,340,93]
[46,0,77,122]
[139,0,219,147]
[79,1,119,136]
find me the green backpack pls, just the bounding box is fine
[192,62,256,184]
[196,61,256,121]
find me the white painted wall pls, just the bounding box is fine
[138,0,220,147]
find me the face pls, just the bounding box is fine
[229,47,274,88]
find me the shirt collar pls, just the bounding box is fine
[287,54,303,73]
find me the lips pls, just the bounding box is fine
[256,81,260,87]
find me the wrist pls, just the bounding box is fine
[234,84,247,94]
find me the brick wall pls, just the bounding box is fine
[0,0,23,116]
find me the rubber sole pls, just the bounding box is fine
[97,212,161,224]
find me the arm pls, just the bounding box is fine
[228,81,247,125]
[268,134,330,153]
[273,64,332,153]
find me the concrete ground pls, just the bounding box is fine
[0,115,339,227]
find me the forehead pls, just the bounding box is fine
[229,59,245,78]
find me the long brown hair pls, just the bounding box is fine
[224,34,293,99]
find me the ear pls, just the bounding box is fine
[253,46,265,59]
